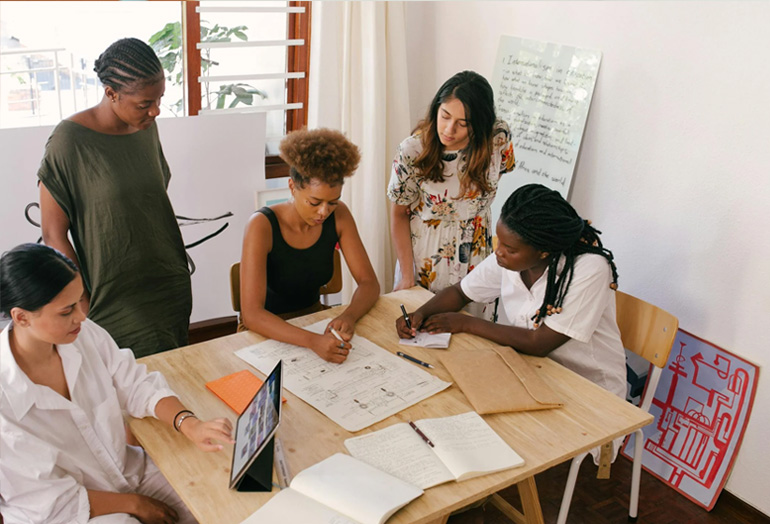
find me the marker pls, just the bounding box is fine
[399,304,412,330]
[397,351,434,369]
[330,327,352,350]
[409,421,435,448]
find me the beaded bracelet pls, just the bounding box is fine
[173,409,194,432]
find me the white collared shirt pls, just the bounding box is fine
[461,253,627,399]
[0,319,177,523]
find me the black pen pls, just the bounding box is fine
[409,420,435,448]
[397,351,434,369]
[400,303,412,330]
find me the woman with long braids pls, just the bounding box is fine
[38,38,191,358]
[396,183,626,400]
[388,71,515,318]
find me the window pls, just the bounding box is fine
[183,1,311,177]
[0,0,311,171]
[0,1,182,128]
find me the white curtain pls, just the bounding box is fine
[308,1,411,301]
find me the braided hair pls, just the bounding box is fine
[500,184,619,328]
[94,38,163,93]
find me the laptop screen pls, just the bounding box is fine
[229,360,282,488]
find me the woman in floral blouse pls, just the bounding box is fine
[388,70,515,317]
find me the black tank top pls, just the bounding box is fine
[259,206,338,315]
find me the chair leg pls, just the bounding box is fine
[629,428,644,521]
[557,452,589,524]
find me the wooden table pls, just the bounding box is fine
[129,288,652,524]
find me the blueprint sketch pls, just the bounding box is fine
[235,321,451,432]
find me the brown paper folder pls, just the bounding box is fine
[440,346,563,414]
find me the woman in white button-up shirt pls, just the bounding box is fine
[396,184,627,399]
[0,244,234,524]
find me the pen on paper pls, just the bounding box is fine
[408,420,435,448]
[330,327,352,350]
[399,303,412,330]
[396,351,434,369]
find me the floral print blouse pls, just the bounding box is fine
[387,119,515,303]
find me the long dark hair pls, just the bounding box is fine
[94,37,163,93]
[0,243,79,317]
[500,184,619,327]
[413,71,497,195]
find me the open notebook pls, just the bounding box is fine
[240,453,422,524]
[344,411,524,490]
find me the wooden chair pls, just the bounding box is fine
[555,290,678,523]
[230,248,343,313]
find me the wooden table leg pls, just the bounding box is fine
[489,476,545,524]
[423,515,450,524]
[518,476,545,524]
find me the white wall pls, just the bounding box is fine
[402,0,770,513]
[0,113,266,325]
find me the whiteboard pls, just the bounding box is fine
[490,36,601,222]
[0,112,266,323]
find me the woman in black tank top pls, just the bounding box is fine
[239,128,380,364]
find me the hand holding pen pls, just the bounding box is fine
[396,303,423,339]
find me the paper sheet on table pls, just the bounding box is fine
[399,332,451,349]
[235,320,451,432]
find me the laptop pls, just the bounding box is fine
[229,360,283,490]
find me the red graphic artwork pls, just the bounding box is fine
[622,329,758,510]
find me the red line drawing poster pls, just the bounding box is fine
[621,329,759,510]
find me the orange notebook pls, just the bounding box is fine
[205,369,285,415]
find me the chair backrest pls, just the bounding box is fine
[615,290,678,369]
[615,291,678,412]
[229,249,343,313]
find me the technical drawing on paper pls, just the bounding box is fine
[621,329,758,510]
[235,320,451,432]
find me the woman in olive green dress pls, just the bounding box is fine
[38,37,191,358]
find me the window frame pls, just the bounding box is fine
[183,1,311,179]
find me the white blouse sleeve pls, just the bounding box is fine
[0,427,91,524]
[544,255,614,343]
[83,320,177,418]
[460,255,504,304]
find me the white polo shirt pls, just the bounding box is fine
[0,319,176,523]
[460,253,627,399]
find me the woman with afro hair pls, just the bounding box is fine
[239,128,380,363]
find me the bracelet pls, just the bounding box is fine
[173,409,193,432]
[175,412,197,433]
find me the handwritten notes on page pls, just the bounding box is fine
[235,320,451,432]
[345,412,524,489]
[490,36,601,222]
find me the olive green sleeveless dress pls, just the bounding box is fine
[38,120,192,357]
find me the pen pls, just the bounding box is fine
[330,327,352,350]
[409,421,435,448]
[400,304,412,330]
[397,351,434,369]
[273,437,292,488]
